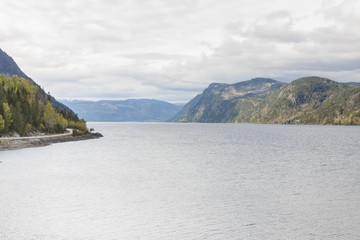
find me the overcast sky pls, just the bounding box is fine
[1,0,359,102]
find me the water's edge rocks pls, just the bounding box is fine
[0,132,103,151]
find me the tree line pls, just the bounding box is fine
[0,74,87,136]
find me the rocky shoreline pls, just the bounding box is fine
[0,132,103,151]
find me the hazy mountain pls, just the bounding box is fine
[171,76,360,125]
[61,99,183,122]
[345,82,360,87]
[0,48,71,112]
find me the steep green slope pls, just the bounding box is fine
[0,48,71,112]
[0,74,87,136]
[171,76,360,125]
[256,77,360,124]
[170,78,285,122]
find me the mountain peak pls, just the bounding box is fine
[171,78,285,122]
[293,76,339,84]
[283,76,343,96]
[0,48,72,112]
[250,77,278,83]
[0,49,32,83]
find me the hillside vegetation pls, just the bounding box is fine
[0,74,87,136]
[171,77,360,125]
[170,78,285,122]
[0,48,71,112]
[254,77,360,125]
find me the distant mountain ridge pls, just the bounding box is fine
[0,48,71,112]
[61,99,183,122]
[171,77,360,125]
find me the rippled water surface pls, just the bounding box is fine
[1,123,360,239]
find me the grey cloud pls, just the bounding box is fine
[1,0,359,103]
[247,11,305,43]
[323,0,360,25]
[282,58,360,72]
[160,1,360,86]
[121,53,194,61]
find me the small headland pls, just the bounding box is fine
[0,131,103,151]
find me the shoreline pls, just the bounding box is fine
[0,132,103,151]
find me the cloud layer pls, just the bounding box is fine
[0,0,359,102]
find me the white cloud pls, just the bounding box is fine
[0,0,359,103]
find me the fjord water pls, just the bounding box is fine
[1,123,360,239]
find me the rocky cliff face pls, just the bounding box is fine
[170,78,285,122]
[171,76,360,125]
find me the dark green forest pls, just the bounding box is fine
[0,74,87,136]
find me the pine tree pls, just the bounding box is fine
[3,102,12,133]
[0,114,5,133]
[43,101,57,133]
[0,74,88,136]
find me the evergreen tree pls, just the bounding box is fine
[0,74,88,136]
[43,101,57,133]
[3,102,12,133]
[0,114,5,132]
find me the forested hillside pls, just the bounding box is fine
[252,77,360,125]
[0,74,87,136]
[172,77,360,125]
[0,48,71,112]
